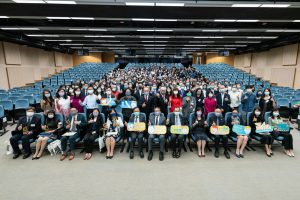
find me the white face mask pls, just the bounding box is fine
[26,111,34,117]
[75,91,81,95]
[208,93,213,98]
[173,91,178,95]
[88,90,94,94]
[48,114,54,119]
[106,91,111,95]
[255,111,261,116]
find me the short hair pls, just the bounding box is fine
[26,107,35,112]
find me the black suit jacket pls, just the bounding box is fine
[168,113,188,126]
[153,93,169,117]
[208,114,225,127]
[216,93,231,113]
[138,94,155,117]
[14,115,42,136]
[128,113,147,124]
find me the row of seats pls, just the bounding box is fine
[125,63,183,70]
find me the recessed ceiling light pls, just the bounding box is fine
[260,4,290,8]
[125,2,154,6]
[69,28,88,31]
[155,29,173,32]
[88,28,107,31]
[47,17,70,20]
[27,34,59,37]
[220,29,238,32]
[20,27,40,30]
[1,27,19,30]
[60,43,83,45]
[214,19,236,22]
[236,20,259,22]
[71,17,94,20]
[84,35,115,38]
[155,19,177,22]
[132,18,154,21]
[137,29,155,31]
[293,20,300,22]
[202,29,218,32]
[193,36,209,38]
[46,1,76,4]
[266,30,284,32]
[0,16,9,18]
[231,4,261,7]
[155,3,184,7]
[45,39,72,42]
[13,0,45,3]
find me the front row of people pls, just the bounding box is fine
[9,105,295,161]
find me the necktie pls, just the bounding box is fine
[175,115,180,125]
[155,116,159,125]
[217,118,219,126]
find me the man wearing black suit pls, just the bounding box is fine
[101,88,116,117]
[153,86,169,118]
[126,107,146,159]
[216,85,231,115]
[10,107,42,159]
[134,83,144,102]
[208,108,230,159]
[167,107,187,158]
[138,87,154,120]
[147,107,166,161]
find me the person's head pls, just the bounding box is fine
[87,86,94,95]
[263,88,272,97]
[143,87,150,95]
[172,88,180,97]
[231,85,237,92]
[195,88,203,97]
[43,89,52,99]
[106,87,112,95]
[232,109,239,117]
[70,108,78,116]
[125,88,131,96]
[46,110,55,119]
[246,86,253,94]
[133,107,140,115]
[253,107,262,116]
[154,107,161,116]
[160,86,166,94]
[215,108,222,117]
[167,87,172,93]
[271,108,280,118]
[195,107,203,116]
[186,90,192,97]
[26,107,35,117]
[109,108,117,118]
[74,87,81,96]
[111,84,117,92]
[208,91,214,98]
[56,89,67,99]
[92,108,100,117]
[256,90,263,97]
[174,107,180,115]
[219,85,226,93]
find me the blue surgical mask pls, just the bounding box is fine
[155,111,160,116]
[125,92,131,96]
[215,112,221,117]
[45,93,51,98]
[134,112,140,116]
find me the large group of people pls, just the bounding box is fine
[9,66,296,161]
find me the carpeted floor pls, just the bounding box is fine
[0,123,300,200]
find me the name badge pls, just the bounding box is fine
[30,124,35,127]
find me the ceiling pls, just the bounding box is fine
[0,0,300,56]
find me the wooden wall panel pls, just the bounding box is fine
[283,43,298,66]
[3,42,21,65]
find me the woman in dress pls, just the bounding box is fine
[55,89,71,118]
[192,107,208,157]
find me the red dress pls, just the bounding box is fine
[169,96,182,112]
[204,97,217,115]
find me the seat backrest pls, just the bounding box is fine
[15,99,30,109]
[0,105,4,118]
[224,112,232,125]
[55,113,65,126]
[206,112,215,124]
[264,111,271,123]
[0,93,8,100]
[276,98,290,107]
[0,100,13,110]
[78,113,87,123]
[246,112,252,126]
[34,113,45,125]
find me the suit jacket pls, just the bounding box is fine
[138,94,155,117]
[86,115,104,135]
[15,115,42,136]
[128,113,147,124]
[167,113,187,126]
[148,113,166,125]
[153,93,169,117]
[134,90,144,102]
[65,114,87,133]
[208,114,225,127]
[216,93,231,113]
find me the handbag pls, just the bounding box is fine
[47,140,62,156]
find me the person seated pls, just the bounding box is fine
[10,107,42,159]
[227,109,248,158]
[268,108,294,157]
[83,108,104,160]
[125,107,146,159]
[60,108,86,161]
[32,110,62,160]
[208,108,230,159]
[147,107,166,161]
[103,108,124,159]
[167,107,187,158]
[249,107,273,157]
[192,107,208,157]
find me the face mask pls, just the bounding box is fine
[88,90,94,94]
[112,88,116,92]
[173,91,178,95]
[45,93,51,98]
[273,112,279,117]
[144,92,149,95]
[160,90,166,94]
[59,92,65,97]
[106,91,111,95]
[75,91,81,95]
[48,114,54,119]
[196,111,202,116]
[246,89,252,94]
[232,113,238,117]
[71,112,77,116]
[220,89,226,93]
[255,111,261,116]
[264,91,270,96]
[134,112,140,116]
[69,90,73,93]
[155,111,160,116]
[187,93,192,97]
[174,112,180,115]
[232,88,237,92]
[208,93,213,98]
[93,112,99,117]
[125,92,131,96]
[257,93,262,97]
[26,111,34,117]
[215,112,221,117]
[111,113,117,117]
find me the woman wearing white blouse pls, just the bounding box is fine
[228,85,241,110]
[103,109,124,159]
[55,89,71,118]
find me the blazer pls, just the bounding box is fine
[65,114,86,133]
[216,93,231,113]
[153,93,169,117]
[15,115,42,136]
[128,113,147,124]
[167,113,187,126]
[148,113,166,126]
[138,94,155,117]
[86,115,104,135]
[208,114,225,127]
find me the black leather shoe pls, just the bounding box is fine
[214,150,219,158]
[172,151,176,158]
[129,151,134,159]
[148,151,153,161]
[235,153,240,158]
[224,151,230,159]
[140,151,144,158]
[159,152,164,161]
[23,153,31,159]
[176,151,181,158]
[13,153,21,159]
[240,154,244,158]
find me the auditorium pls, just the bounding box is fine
[0,1,300,200]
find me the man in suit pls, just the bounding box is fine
[167,107,187,158]
[10,107,42,159]
[208,108,230,159]
[81,83,89,98]
[101,87,116,117]
[138,87,154,120]
[148,107,166,161]
[153,86,169,118]
[60,107,86,161]
[126,107,146,159]
[134,83,144,102]
[216,85,231,115]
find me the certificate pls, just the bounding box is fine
[127,122,146,132]
[170,125,189,135]
[210,126,230,135]
[255,123,273,134]
[276,123,290,132]
[233,125,251,135]
[148,125,167,135]
[62,132,77,137]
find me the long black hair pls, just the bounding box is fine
[42,89,54,107]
